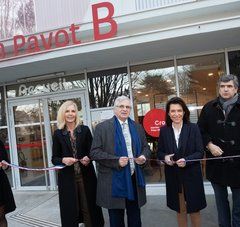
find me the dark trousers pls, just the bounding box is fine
[0,205,7,227]
[212,182,240,227]
[75,171,92,227]
[108,174,142,227]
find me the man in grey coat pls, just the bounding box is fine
[90,95,151,227]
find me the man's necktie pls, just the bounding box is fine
[122,122,135,175]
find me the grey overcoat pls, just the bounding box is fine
[90,117,151,209]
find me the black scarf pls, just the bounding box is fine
[219,93,238,117]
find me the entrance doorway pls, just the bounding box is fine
[8,92,87,190]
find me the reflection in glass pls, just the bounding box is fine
[88,67,129,108]
[0,0,36,40]
[131,60,175,184]
[228,50,240,91]
[13,103,43,124]
[13,102,49,187]
[15,125,47,186]
[177,53,226,123]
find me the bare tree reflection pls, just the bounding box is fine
[0,0,35,40]
[88,69,129,108]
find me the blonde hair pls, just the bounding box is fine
[57,100,81,129]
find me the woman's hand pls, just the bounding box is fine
[164,154,175,166]
[176,158,186,168]
[62,157,77,166]
[80,156,90,166]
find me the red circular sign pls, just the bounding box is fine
[143,109,166,138]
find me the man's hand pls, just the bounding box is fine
[176,158,186,168]
[119,156,129,167]
[135,155,146,165]
[207,142,224,157]
[62,157,77,166]
[0,161,8,169]
[80,156,90,166]
[164,154,175,166]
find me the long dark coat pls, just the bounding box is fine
[198,97,240,187]
[52,125,104,227]
[0,140,16,214]
[90,117,151,209]
[158,123,206,213]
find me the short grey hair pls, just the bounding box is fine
[218,74,239,89]
[113,95,131,108]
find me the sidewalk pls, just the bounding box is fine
[7,191,218,227]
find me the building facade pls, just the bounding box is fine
[0,0,240,193]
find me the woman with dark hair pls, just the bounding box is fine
[0,139,16,227]
[158,97,206,227]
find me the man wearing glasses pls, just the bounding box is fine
[90,95,150,227]
[198,74,240,227]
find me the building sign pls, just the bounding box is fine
[0,2,117,60]
[143,109,166,138]
[7,74,86,97]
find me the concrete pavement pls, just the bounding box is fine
[6,190,219,227]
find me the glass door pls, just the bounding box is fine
[8,92,87,190]
[9,99,48,189]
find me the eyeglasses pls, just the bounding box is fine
[116,105,131,110]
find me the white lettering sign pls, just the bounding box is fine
[18,78,69,96]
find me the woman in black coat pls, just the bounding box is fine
[52,100,104,227]
[158,97,206,227]
[0,139,16,227]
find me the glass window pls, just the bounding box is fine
[88,67,129,108]
[0,0,36,40]
[131,60,175,184]
[177,53,226,123]
[228,50,240,88]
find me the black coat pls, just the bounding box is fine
[52,125,104,227]
[158,123,206,213]
[0,140,16,214]
[198,97,240,187]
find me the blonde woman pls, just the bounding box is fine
[52,100,104,227]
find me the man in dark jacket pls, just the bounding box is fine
[90,95,151,227]
[198,74,240,227]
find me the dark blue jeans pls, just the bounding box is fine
[212,182,240,227]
